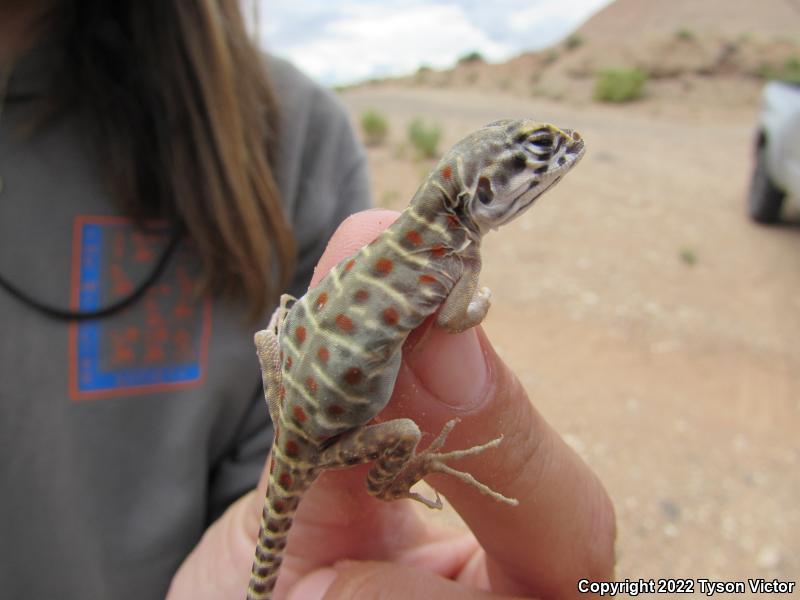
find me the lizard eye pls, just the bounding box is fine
[526,130,555,154]
[476,176,494,205]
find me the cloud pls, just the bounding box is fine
[262,3,511,85]
[508,0,611,35]
[254,0,612,85]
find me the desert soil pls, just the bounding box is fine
[340,85,800,592]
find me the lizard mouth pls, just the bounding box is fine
[492,174,562,229]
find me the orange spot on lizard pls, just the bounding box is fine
[305,377,317,394]
[285,440,299,457]
[315,292,328,310]
[317,347,329,362]
[375,257,393,275]
[382,307,399,326]
[344,367,363,385]
[405,230,422,246]
[335,314,354,333]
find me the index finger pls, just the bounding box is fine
[312,209,616,598]
[390,326,616,598]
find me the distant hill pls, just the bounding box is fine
[357,0,800,108]
[554,0,800,79]
[577,0,800,41]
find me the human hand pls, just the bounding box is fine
[167,209,616,600]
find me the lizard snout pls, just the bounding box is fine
[563,129,585,155]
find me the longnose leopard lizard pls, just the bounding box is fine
[247,118,585,599]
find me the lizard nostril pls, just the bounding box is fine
[566,134,585,155]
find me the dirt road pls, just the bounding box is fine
[341,86,800,585]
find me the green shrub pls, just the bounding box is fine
[675,28,695,41]
[564,34,584,50]
[458,51,484,64]
[785,56,800,83]
[407,118,441,159]
[771,56,800,84]
[360,109,389,146]
[679,247,697,266]
[594,68,648,102]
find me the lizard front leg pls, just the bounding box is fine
[436,245,492,333]
[254,293,295,426]
[318,418,517,508]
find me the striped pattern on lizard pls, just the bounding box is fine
[247,118,586,599]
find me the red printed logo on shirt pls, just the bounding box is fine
[68,216,212,400]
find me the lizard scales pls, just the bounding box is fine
[247,118,585,599]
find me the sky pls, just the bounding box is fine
[251,0,613,86]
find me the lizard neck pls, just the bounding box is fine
[399,177,480,256]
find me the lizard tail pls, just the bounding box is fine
[246,454,317,600]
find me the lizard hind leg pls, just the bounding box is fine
[317,418,518,509]
[417,418,518,506]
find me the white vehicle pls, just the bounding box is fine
[748,80,800,223]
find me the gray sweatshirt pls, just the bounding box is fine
[0,46,370,599]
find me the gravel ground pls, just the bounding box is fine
[341,85,800,595]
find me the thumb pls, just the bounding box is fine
[288,562,511,600]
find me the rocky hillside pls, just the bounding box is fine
[554,0,800,80]
[578,0,799,40]
[359,0,800,109]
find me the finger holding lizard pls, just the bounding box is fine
[284,208,616,600]
[166,208,615,600]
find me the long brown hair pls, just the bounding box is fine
[48,0,296,319]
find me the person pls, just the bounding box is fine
[0,2,616,599]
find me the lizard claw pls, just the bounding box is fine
[408,489,443,510]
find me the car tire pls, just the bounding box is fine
[748,142,785,224]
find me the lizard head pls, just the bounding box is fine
[443,119,585,235]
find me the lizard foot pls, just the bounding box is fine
[466,286,492,324]
[437,286,492,333]
[378,418,519,508]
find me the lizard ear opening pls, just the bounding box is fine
[476,176,494,205]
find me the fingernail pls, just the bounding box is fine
[405,326,490,410]
[287,567,338,600]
